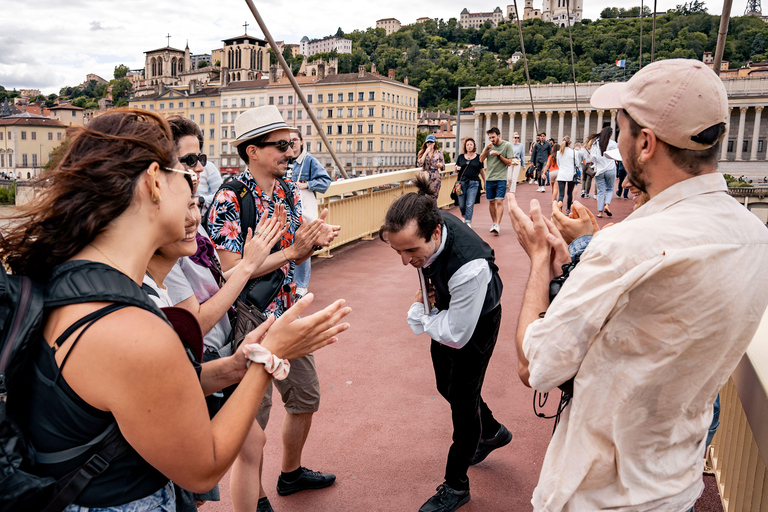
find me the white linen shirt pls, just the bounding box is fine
[589,140,619,176]
[407,225,492,349]
[523,173,768,511]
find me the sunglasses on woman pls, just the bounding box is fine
[178,153,207,168]
[258,140,295,152]
[165,166,199,192]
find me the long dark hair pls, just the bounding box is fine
[0,108,176,281]
[379,174,443,242]
[598,126,612,154]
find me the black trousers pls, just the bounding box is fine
[535,161,546,186]
[430,305,502,491]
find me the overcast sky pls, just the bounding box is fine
[0,0,745,95]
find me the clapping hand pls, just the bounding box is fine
[507,195,571,279]
[241,205,288,274]
[550,201,598,245]
[312,208,341,247]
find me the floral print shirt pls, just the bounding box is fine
[207,168,303,317]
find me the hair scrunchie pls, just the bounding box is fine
[241,343,291,380]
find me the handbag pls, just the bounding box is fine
[451,158,468,201]
[295,158,319,223]
[229,295,269,348]
[572,149,581,184]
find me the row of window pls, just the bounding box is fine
[0,131,63,142]
[322,123,414,136]
[220,154,415,169]
[136,99,216,110]
[0,153,38,167]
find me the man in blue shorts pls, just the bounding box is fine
[479,127,514,234]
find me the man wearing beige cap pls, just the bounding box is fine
[207,105,340,512]
[507,59,768,511]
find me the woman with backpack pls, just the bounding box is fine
[0,109,350,512]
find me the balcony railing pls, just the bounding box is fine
[709,307,768,510]
[315,164,457,256]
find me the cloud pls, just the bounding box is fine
[90,21,105,31]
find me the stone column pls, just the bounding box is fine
[545,111,553,139]
[722,108,732,161]
[520,112,528,154]
[485,112,492,135]
[498,112,506,139]
[557,111,565,141]
[751,106,763,161]
[583,110,591,141]
[474,113,481,147]
[610,110,618,139]
[570,110,578,142]
[533,111,541,137]
[736,106,748,161]
[596,110,604,132]
[508,112,515,140]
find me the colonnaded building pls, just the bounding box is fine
[458,79,768,181]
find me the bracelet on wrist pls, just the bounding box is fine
[241,343,291,380]
[282,249,290,263]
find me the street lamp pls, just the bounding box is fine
[455,86,479,163]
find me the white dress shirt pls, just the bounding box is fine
[407,225,492,349]
[523,173,768,511]
[589,140,619,176]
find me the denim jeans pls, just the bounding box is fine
[458,180,480,222]
[431,305,502,491]
[64,482,175,512]
[706,394,721,448]
[596,169,616,212]
[294,258,311,289]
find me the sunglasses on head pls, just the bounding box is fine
[178,153,207,168]
[164,166,199,192]
[258,139,295,152]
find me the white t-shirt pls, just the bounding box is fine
[165,256,232,352]
[142,274,173,308]
[589,140,619,176]
[555,147,576,182]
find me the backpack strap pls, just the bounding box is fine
[46,261,166,321]
[40,422,131,512]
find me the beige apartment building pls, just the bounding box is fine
[0,114,67,179]
[216,66,418,176]
[130,85,222,167]
[376,18,402,35]
[48,104,85,126]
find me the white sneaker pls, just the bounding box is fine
[490,223,500,234]
[466,223,472,228]
[296,287,308,296]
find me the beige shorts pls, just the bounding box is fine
[255,353,320,429]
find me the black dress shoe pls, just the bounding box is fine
[276,467,336,496]
[418,483,470,512]
[470,424,513,465]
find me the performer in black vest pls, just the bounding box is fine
[380,175,512,512]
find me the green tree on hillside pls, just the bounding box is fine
[114,64,130,79]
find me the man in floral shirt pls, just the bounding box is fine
[207,106,340,512]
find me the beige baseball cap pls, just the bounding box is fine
[590,59,728,150]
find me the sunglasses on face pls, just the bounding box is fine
[178,153,207,168]
[258,139,295,152]
[164,166,199,192]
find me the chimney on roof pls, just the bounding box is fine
[358,65,366,78]
[371,63,377,75]
[404,76,409,85]
[189,79,197,95]
[222,68,230,86]
[318,63,326,80]
[388,69,395,80]
[269,66,279,84]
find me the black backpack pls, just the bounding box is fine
[0,261,168,512]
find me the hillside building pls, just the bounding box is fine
[460,7,505,29]
[299,36,352,57]
[376,18,402,35]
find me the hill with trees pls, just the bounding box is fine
[320,3,768,112]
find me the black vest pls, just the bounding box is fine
[420,212,502,317]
